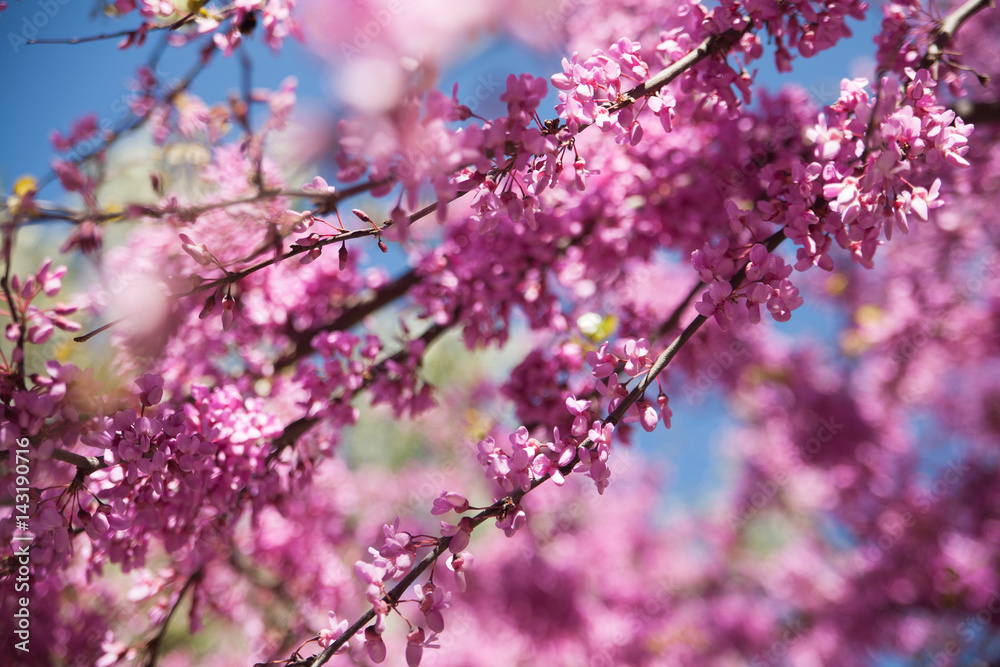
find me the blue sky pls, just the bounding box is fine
[1,1,881,186]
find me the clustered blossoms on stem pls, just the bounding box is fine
[684,60,972,331]
[283,3,978,655]
[2,259,79,358]
[1,0,997,664]
[343,331,669,659]
[343,518,451,664]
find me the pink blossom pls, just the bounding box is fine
[586,342,617,379]
[443,553,471,595]
[405,627,439,667]
[179,233,213,266]
[317,612,349,651]
[496,505,526,537]
[415,581,451,633]
[431,492,469,515]
[440,517,473,553]
[52,160,89,193]
[363,626,387,664]
[302,175,336,194]
[378,517,417,577]
[135,373,164,407]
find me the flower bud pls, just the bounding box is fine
[198,294,217,319]
[221,294,235,332]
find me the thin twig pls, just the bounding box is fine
[302,229,788,665]
[144,569,203,667]
[25,8,231,46]
[614,26,749,110]
[268,321,451,461]
[920,0,996,72]
[73,317,126,343]
[26,26,155,46]
[273,268,421,371]
[1,220,26,389]
[37,40,216,192]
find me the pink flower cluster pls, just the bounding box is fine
[586,337,669,433]
[694,241,803,328]
[335,70,563,237]
[501,342,591,436]
[476,417,617,503]
[2,259,79,355]
[706,0,868,71]
[343,517,459,664]
[553,37,654,140]
[295,330,380,428]
[774,70,971,272]
[73,381,280,572]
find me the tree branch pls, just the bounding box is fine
[614,26,749,111]
[1,219,26,391]
[299,227,788,666]
[37,39,215,193]
[268,321,452,460]
[955,98,1000,125]
[920,0,996,72]
[50,448,105,475]
[273,268,421,372]
[144,569,203,667]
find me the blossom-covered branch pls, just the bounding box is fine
[2,0,998,664]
